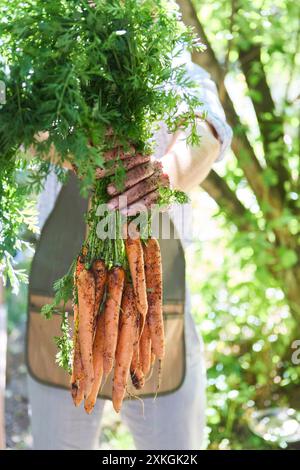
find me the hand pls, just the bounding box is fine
[97,147,170,216]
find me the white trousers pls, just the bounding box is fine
[27,311,206,450]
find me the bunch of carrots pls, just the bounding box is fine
[71,221,164,414]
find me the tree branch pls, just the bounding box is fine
[239,45,278,138]
[201,170,254,231]
[239,45,289,197]
[176,0,284,217]
[176,0,225,87]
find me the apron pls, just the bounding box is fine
[26,173,186,399]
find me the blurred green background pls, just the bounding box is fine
[182,0,300,449]
[3,0,300,450]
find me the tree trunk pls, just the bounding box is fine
[281,267,300,327]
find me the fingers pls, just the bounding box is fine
[120,190,160,216]
[107,161,155,196]
[107,171,169,211]
[123,175,170,216]
[96,154,151,179]
[95,146,170,214]
[122,193,170,217]
[107,165,162,210]
[104,145,135,162]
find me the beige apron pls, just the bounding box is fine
[26,173,186,399]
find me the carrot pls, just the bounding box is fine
[124,223,148,332]
[131,367,145,390]
[71,255,85,406]
[77,268,95,397]
[91,259,107,324]
[71,303,85,406]
[139,322,152,377]
[103,266,125,376]
[112,284,135,413]
[143,238,164,359]
[151,351,156,366]
[75,253,86,278]
[130,312,145,389]
[84,313,105,414]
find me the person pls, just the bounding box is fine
[26,53,232,450]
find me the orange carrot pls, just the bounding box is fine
[139,322,152,377]
[143,238,164,359]
[91,259,107,325]
[103,266,125,376]
[131,367,145,390]
[71,303,85,406]
[112,284,135,413]
[151,351,156,367]
[77,268,95,397]
[84,313,105,414]
[71,255,85,406]
[130,312,145,389]
[124,223,148,332]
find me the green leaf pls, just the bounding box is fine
[278,248,298,269]
[54,312,73,373]
[262,168,279,187]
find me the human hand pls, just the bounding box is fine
[97,147,170,216]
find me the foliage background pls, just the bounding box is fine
[179,0,300,449]
[3,0,300,450]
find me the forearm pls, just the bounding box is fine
[161,121,221,192]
